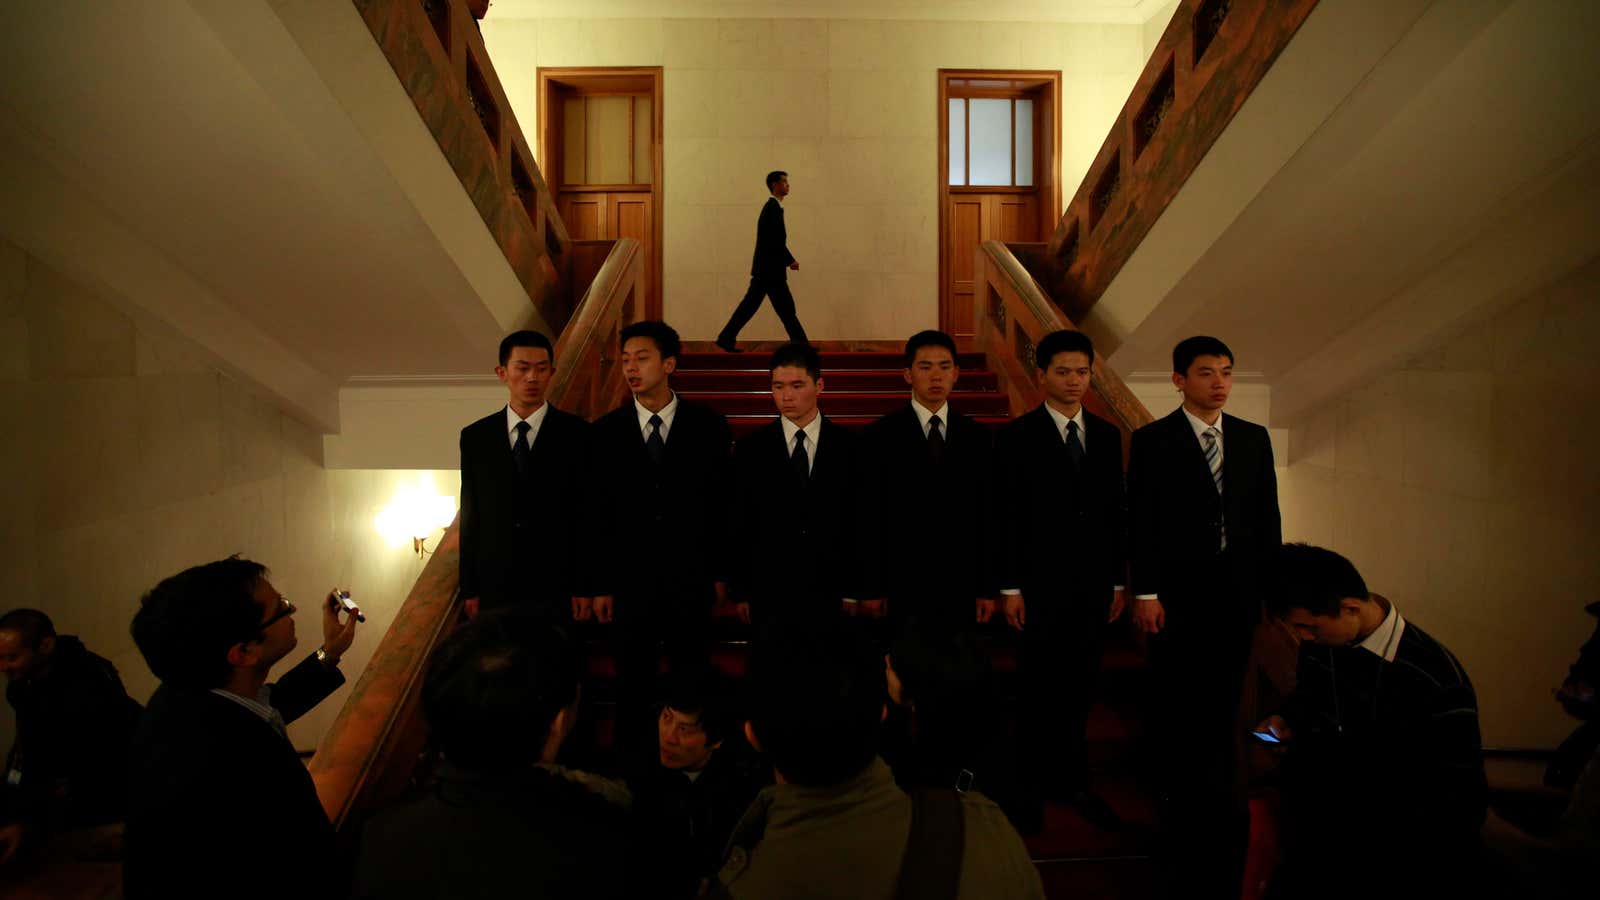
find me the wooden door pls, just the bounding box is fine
[944,194,1040,339]
[610,194,652,312]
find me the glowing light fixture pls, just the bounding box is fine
[375,474,457,556]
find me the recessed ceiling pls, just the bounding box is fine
[484,0,1174,25]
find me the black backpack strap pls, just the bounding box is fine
[894,789,966,900]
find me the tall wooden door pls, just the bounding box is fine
[938,72,1060,340]
[539,69,663,319]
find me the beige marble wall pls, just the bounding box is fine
[480,17,1149,340]
[1277,257,1600,748]
[0,238,458,752]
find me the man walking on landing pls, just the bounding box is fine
[717,171,808,352]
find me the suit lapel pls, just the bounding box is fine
[1167,408,1216,490]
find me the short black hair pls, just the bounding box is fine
[1264,543,1371,619]
[619,320,682,362]
[0,609,55,648]
[903,330,958,368]
[768,342,822,381]
[663,667,737,746]
[746,624,883,787]
[132,557,268,690]
[766,170,787,191]
[498,330,554,367]
[1172,335,1234,375]
[422,610,581,772]
[1035,329,1095,370]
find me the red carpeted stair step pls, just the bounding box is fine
[673,369,1000,392]
[686,391,1010,417]
[676,350,988,371]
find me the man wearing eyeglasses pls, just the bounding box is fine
[123,557,361,900]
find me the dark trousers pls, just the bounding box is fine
[1149,574,1258,898]
[1015,607,1105,799]
[718,274,808,344]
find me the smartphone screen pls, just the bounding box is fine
[1250,730,1282,744]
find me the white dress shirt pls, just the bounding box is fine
[779,413,823,475]
[210,685,286,736]
[635,392,680,442]
[1355,599,1406,663]
[910,399,949,438]
[505,402,550,450]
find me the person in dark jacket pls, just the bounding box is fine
[626,668,768,899]
[1255,543,1486,900]
[354,611,628,900]
[715,170,808,351]
[123,557,360,900]
[0,609,141,866]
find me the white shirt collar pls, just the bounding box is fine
[635,392,679,440]
[505,403,550,449]
[910,399,949,437]
[1182,406,1224,442]
[1044,404,1087,449]
[210,686,286,735]
[780,414,823,472]
[1355,598,1406,663]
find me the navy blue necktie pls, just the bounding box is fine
[646,414,665,464]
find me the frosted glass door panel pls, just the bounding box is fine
[948,98,966,185]
[1014,99,1034,186]
[968,99,1012,186]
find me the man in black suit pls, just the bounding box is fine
[860,330,994,633]
[731,343,866,630]
[1126,335,1281,894]
[715,170,808,351]
[124,556,361,900]
[590,321,732,764]
[995,329,1127,829]
[458,329,591,622]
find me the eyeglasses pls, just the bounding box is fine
[258,595,296,631]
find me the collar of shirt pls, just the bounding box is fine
[635,392,680,442]
[210,686,287,735]
[1182,406,1224,443]
[505,402,550,449]
[1355,598,1406,663]
[1045,404,1087,450]
[910,399,950,438]
[779,414,823,470]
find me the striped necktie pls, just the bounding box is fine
[1203,426,1226,550]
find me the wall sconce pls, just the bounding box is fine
[374,474,457,557]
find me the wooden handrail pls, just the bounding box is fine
[1032,0,1321,321]
[978,240,1154,456]
[352,0,576,333]
[308,235,642,835]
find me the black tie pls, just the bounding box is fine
[1064,419,1084,468]
[513,421,533,480]
[646,413,665,464]
[927,414,945,465]
[791,430,810,482]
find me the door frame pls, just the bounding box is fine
[537,66,664,320]
[936,69,1061,336]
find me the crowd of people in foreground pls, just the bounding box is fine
[0,324,1595,898]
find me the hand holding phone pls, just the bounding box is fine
[330,589,365,623]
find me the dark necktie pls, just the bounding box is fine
[1064,419,1084,468]
[791,429,810,482]
[646,413,665,464]
[927,414,945,465]
[512,420,533,480]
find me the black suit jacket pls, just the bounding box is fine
[731,416,868,618]
[1126,408,1281,603]
[590,397,733,606]
[750,197,795,278]
[124,653,346,900]
[459,405,591,612]
[994,405,1126,623]
[860,404,994,617]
